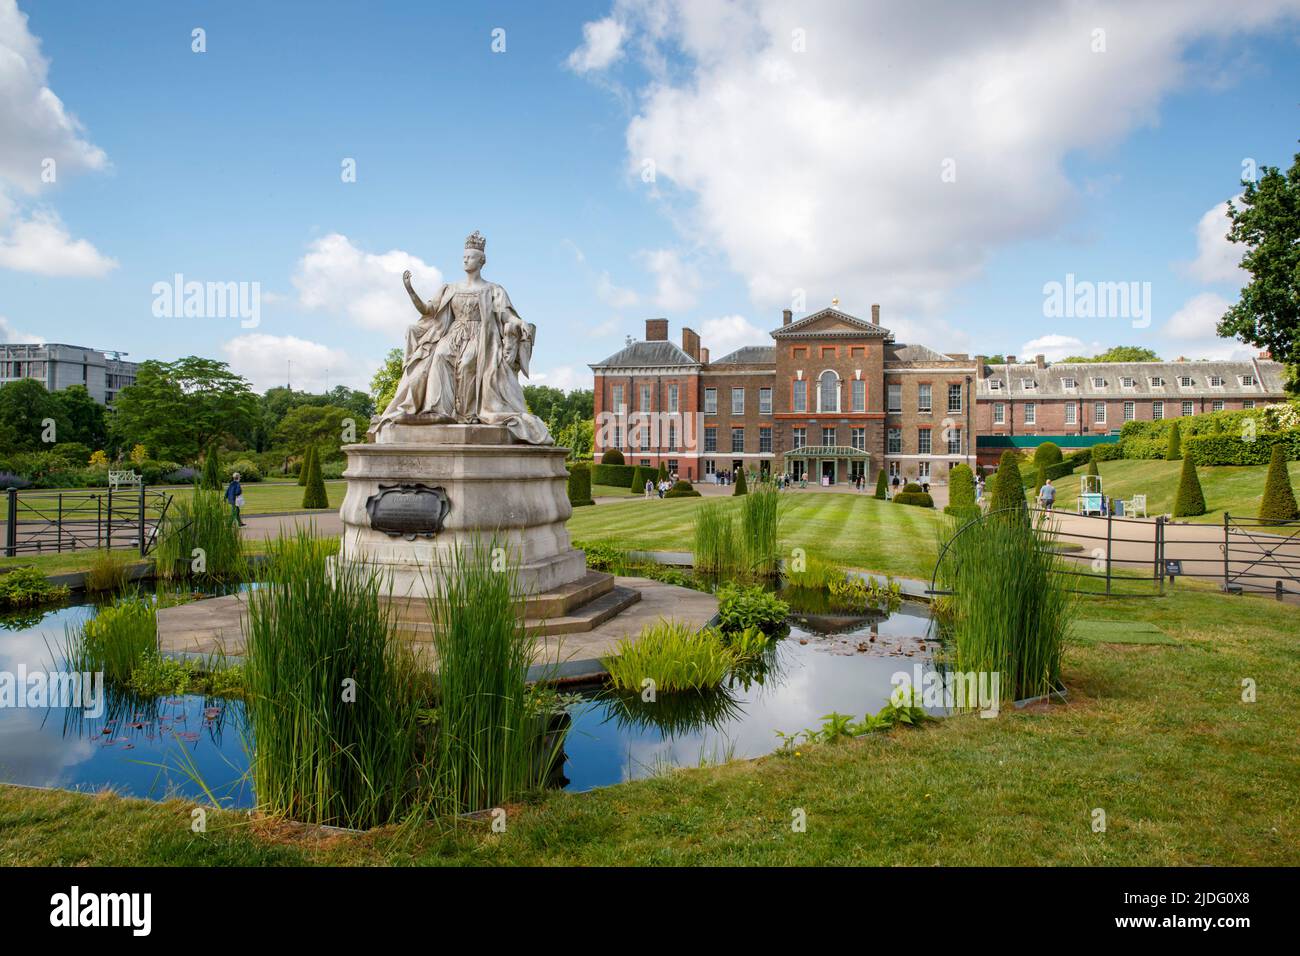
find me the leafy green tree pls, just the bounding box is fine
[1258,444,1299,524]
[1059,346,1161,363]
[1173,455,1206,517]
[370,348,403,413]
[1033,442,1062,467]
[1217,145,1300,376]
[1166,420,1183,461]
[274,404,352,458]
[0,378,60,452]
[302,446,329,509]
[874,468,888,499]
[110,358,257,463]
[51,385,107,448]
[733,467,748,496]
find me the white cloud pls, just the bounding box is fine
[639,247,701,310]
[291,233,443,334]
[573,0,1300,316]
[0,0,108,194]
[1162,291,1232,341]
[1020,333,1103,363]
[567,16,628,73]
[1183,198,1249,285]
[532,364,588,392]
[1157,292,1255,359]
[0,206,116,276]
[0,314,40,343]
[699,313,768,357]
[222,333,372,394]
[596,271,639,309]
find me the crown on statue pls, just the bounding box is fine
[464,230,487,252]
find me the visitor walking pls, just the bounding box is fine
[225,471,246,527]
[1040,478,1056,511]
[644,478,654,499]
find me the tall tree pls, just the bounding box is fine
[110,357,257,462]
[1216,145,1300,381]
[1059,346,1161,363]
[0,379,60,452]
[51,385,108,449]
[370,348,403,413]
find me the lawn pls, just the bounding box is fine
[568,491,948,580]
[2,586,1295,866]
[1040,459,1300,523]
[592,483,637,498]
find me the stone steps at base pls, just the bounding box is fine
[383,570,615,624]
[392,584,641,641]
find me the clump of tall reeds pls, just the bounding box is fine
[937,510,1075,702]
[242,529,427,828]
[62,594,157,684]
[691,486,784,580]
[153,488,245,581]
[425,539,560,815]
[85,549,134,593]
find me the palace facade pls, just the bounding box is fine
[589,306,1288,484]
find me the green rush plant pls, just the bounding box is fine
[739,485,782,577]
[62,594,157,685]
[937,510,1075,703]
[243,529,427,828]
[692,501,740,576]
[153,488,245,581]
[603,620,740,693]
[425,540,561,815]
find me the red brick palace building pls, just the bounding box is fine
[590,306,1287,484]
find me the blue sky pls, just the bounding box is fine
[1,0,1298,396]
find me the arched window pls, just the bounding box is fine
[818,370,839,412]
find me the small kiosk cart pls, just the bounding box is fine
[1078,473,1105,516]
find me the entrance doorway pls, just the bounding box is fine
[821,460,837,484]
[791,460,806,481]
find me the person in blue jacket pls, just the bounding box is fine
[225,471,246,527]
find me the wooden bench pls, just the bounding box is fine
[108,469,142,489]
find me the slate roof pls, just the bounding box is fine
[886,343,967,364]
[589,340,700,369]
[711,345,776,366]
[976,359,1287,399]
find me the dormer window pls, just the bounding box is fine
[1062,377,1076,389]
[1240,374,1256,387]
[1178,375,1193,387]
[1120,376,1135,388]
[1092,377,1106,388]
[988,379,1002,390]
[1150,376,1164,387]
[1209,375,1223,387]
[1021,379,1037,390]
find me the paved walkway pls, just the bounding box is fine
[156,574,718,679]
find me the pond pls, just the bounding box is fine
[0,595,942,806]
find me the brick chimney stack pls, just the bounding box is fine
[782,309,792,326]
[1035,354,1046,369]
[871,304,880,325]
[645,318,668,341]
[700,347,710,364]
[975,355,988,379]
[1006,355,1016,364]
[681,327,700,361]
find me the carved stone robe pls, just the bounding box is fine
[374,281,552,445]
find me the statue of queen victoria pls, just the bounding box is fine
[370,231,552,445]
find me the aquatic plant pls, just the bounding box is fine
[426,539,563,815]
[783,555,847,591]
[692,502,740,576]
[739,485,782,576]
[776,701,933,751]
[85,550,134,593]
[603,620,740,693]
[153,488,245,581]
[0,566,70,609]
[715,583,789,636]
[937,510,1074,703]
[827,575,902,613]
[243,529,427,828]
[63,594,157,684]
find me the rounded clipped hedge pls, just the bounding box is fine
[901,481,922,493]
[601,448,625,465]
[224,459,262,482]
[664,479,701,498]
[948,463,975,508]
[893,491,934,508]
[1033,442,1063,467]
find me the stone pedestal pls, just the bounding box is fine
[337,424,587,601]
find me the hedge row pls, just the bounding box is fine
[1185,431,1300,466]
[893,491,934,508]
[567,463,594,507]
[592,463,636,487]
